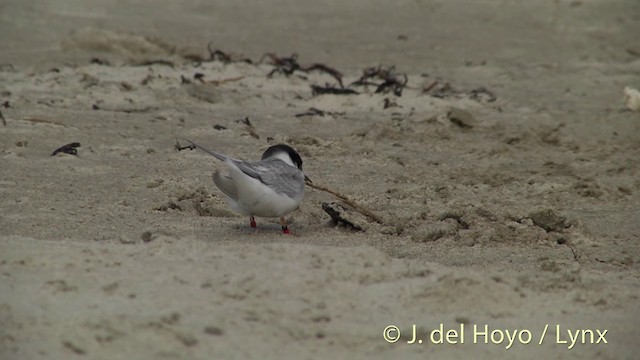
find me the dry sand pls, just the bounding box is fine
[1,1,639,359]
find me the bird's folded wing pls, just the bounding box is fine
[233,161,263,181]
[252,161,305,198]
[213,171,238,199]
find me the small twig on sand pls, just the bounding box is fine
[300,63,344,88]
[0,110,6,126]
[235,117,260,139]
[305,179,384,224]
[422,80,438,93]
[469,86,497,102]
[208,76,245,86]
[294,107,346,118]
[207,44,253,64]
[261,53,300,76]
[132,59,176,68]
[175,139,196,151]
[208,46,232,63]
[321,203,363,231]
[51,142,80,156]
[22,117,66,126]
[260,53,344,87]
[311,85,358,96]
[350,65,408,96]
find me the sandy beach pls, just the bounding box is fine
[1,1,639,359]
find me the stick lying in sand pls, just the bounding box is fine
[305,179,384,225]
[22,117,66,126]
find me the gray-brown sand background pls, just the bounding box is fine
[1,0,639,359]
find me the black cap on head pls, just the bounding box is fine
[262,144,303,169]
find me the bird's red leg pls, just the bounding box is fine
[250,216,257,228]
[280,217,290,234]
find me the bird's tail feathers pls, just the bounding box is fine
[182,139,228,162]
